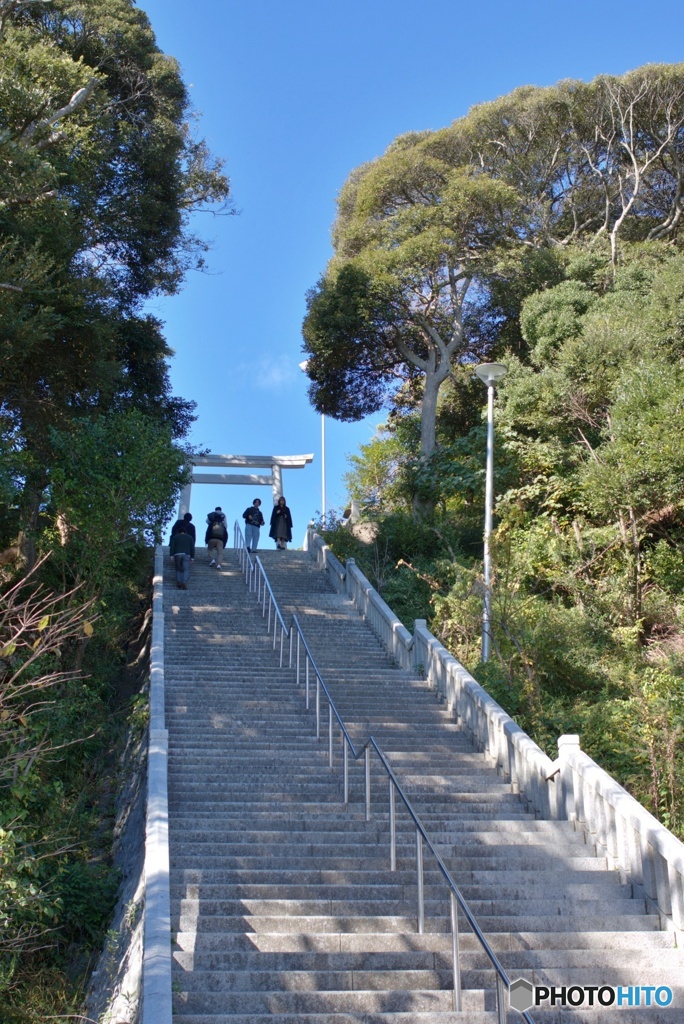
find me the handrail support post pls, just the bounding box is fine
[328,703,333,768]
[389,781,396,872]
[496,975,507,1024]
[450,891,462,1011]
[343,738,349,804]
[416,830,425,934]
[316,677,320,739]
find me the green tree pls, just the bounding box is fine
[303,64,684,516]
[48,408,188,592]
[303,144,522,471]
[0,0,230,549]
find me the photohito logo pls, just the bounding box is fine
[509,978,674,1013]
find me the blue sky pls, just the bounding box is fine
[141,0,683,543]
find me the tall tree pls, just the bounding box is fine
[302,64,684,513]
[0,0,231,547]
[303,146,521,465]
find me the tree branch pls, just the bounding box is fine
[20,77,99,145]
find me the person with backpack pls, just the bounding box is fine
[205,508,228,569]
[206,506,226,527]
[169,523,194,589]
[242,498,265,553]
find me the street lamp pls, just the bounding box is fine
[474,362,508,663]
[299,361,327,527]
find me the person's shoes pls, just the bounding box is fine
[180,582,187,590]
[209,559,216,566]
[216,564,222,570]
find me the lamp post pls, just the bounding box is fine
[474,362,508,663]
[299,361,327,527]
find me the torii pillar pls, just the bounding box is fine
[177,453,313,518]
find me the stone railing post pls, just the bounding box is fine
[556,734,580,822]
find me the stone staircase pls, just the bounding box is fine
[164,546,683,1023]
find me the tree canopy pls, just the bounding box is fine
[0,0,231,553]
[302,63,684,497]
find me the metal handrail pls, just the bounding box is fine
[233,523,289,663]
[231,522,534,1024]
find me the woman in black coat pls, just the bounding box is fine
[269,496,293,549]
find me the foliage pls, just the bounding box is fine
[324,238,684,841]
[0,0,230,553]
[47,408,189,596]
[0,548,152,1019]
[302,63,684,517]
[0,1,229,1018]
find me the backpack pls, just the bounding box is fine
[210,519,224,538]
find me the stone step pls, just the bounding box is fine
[172,1012,499,1024]
[172,988,477,1015]
[171,1013,684,1024]
[166,826,590,847]
[171,882,630,903]
[169,854,608,872]
[173,928,674,954]
[174,897,647,923]
[168,840,599,863]
[167,816,571,833]
[173,913,659,935]
[173,946,684,974]
[172,867,622,886]
[173,966,452,993]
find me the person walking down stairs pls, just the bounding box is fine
[269,495,292,549]
[242,497,265,552]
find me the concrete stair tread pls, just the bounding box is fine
[172,988,476,1012]
[173,913,661,934]
[172,1014,499,1024]
[172,947,684,971]
[173,928,675,952]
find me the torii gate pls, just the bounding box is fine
[177,453,314,518]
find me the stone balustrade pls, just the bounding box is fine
[306,527,684,938]
[142,547,172,1024]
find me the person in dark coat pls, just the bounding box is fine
[205,512,228,569]
[169,523,194,589]
[171,512,196,550]
[269,496,293,550]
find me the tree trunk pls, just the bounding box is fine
[18,472,46,569]
[412,368,445,519]
[419,371,441,458]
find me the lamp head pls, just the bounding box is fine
[474,362,508,387]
